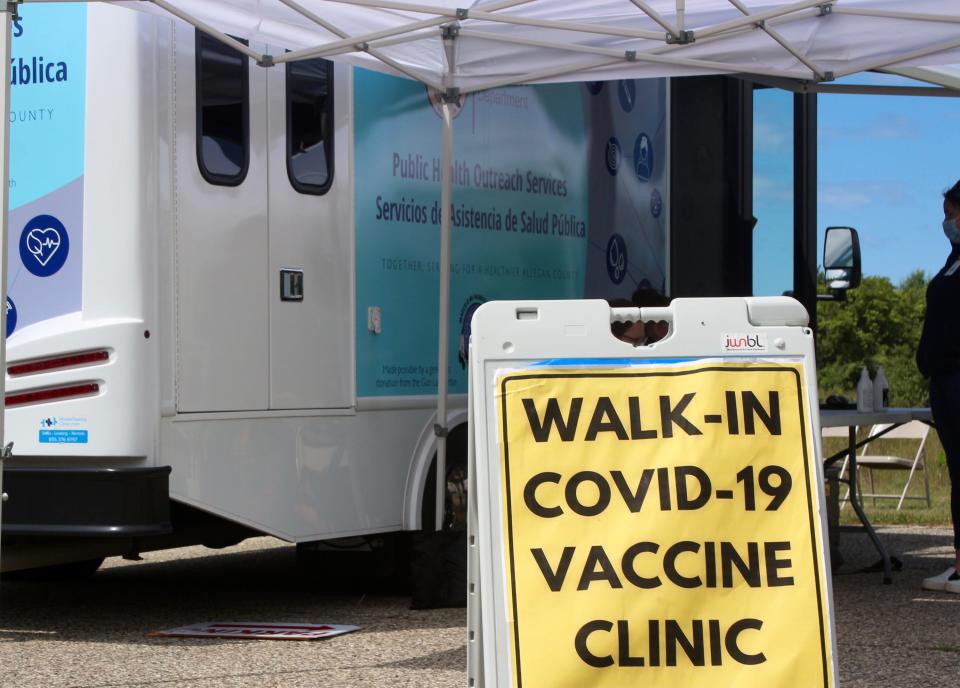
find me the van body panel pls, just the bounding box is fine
[265,59,353,411]
[1,7,671,554]
[173,25,270,413]
[161,409,427,540]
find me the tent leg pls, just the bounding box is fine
[793,92,817,328]
[434,101,453,530]
[0,3,14,563]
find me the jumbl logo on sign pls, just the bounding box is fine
[723,333,768,352]
[496,361,832,687]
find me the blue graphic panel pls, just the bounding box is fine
[353,72,668,397]
[354,73,589,396]
[583,79,668,298]
[6,4,86,336]
[9,5,86,210]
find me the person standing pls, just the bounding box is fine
[918,180,960,592]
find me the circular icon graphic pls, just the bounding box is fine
[650,188,663,219]
[585,81,604,95]
[426,86,467,119]
[604,137,621,176]
[20,214,69,277]
[634,132,653,181]
[6,296,16,337]
[606,234,628,285]
[458,296,485,369]
[618,80,636,113]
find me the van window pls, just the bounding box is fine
[287,58,334,194]
[196,31,249,185]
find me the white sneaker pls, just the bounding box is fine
[922,566,960,591]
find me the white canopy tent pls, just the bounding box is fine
[0,0,959,527]
[110,0,960,89]
[890,64,960,91]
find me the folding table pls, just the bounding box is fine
[820,407,934,583]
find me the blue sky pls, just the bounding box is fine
[753,73,960,295]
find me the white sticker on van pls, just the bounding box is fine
[38,415,88,443]
[39,429,88,444]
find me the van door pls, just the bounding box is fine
[175,28,269,412]
[265,58,352,409]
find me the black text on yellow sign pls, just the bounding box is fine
[496,363,832,688]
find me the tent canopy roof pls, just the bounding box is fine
[887,64,960,90]
[107,0,960,92]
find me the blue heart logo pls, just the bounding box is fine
[19,214,70,277]
[26,227,61,267]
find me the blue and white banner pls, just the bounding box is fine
[354,71,667,397]
[6,3,86,336]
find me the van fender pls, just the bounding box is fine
[402,408,469,530]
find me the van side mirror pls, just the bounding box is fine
[822,226,862,297]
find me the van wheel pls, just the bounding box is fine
[410,428,468,609]
[5,557,104,581]
[296,536,410,593]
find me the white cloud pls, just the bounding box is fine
[754,120,788,151]
[819,113,917,142]
[754,176,773,192]
[818,181,909,209]
[754,175,792,202]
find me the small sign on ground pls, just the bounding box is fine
[149,622,360,641]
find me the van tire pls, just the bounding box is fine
[409,528,466,609]
[296,536,410,593]
[410,427,468,609]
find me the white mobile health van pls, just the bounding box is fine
[1,3,668,576]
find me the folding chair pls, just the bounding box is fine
[854,421,931,510]
[821,424,856,508]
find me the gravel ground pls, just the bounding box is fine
[831,525,960,688]
[0,526,957,687]
[0,538,465,688]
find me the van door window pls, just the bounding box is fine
[196,31,249,185]
[286,58,333,194]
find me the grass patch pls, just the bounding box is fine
[934,645,960,654]
[823,431,953,528]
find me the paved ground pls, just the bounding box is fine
[0,526,957,687]
[832,526,960,687]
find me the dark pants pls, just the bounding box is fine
[930,371,960,551]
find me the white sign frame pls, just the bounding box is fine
[467,296,837,688]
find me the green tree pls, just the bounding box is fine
[816,269,929,406]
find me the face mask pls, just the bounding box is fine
[944,216,960,244]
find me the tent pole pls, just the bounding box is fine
[793,92,817,331]
[0,1,13,567]
[434,100,453,530]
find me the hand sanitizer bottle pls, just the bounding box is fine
[856,366,874,413]
[873,365,889,410]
